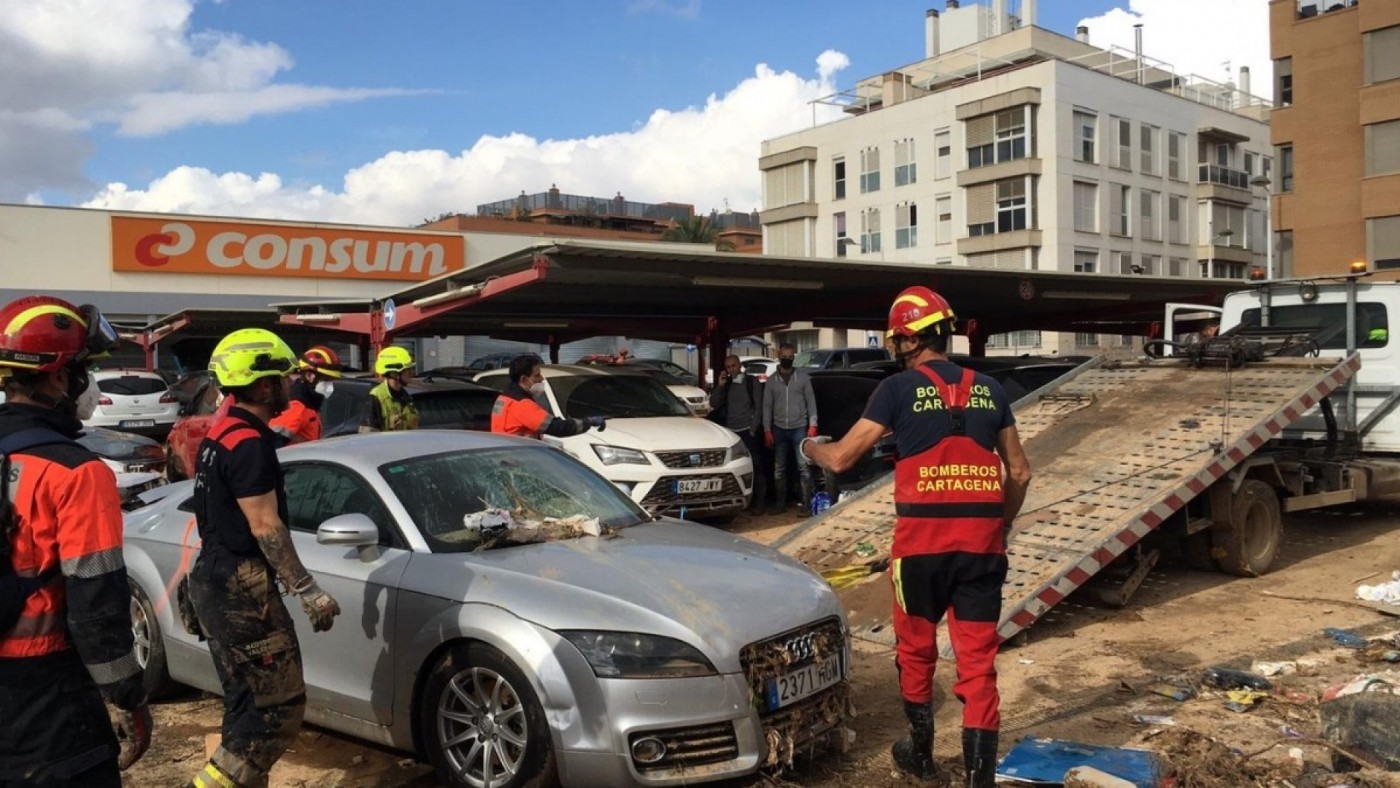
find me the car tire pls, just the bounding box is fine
[1212,479,1283,577]
[420,642,559,788]
[130,577,180,700]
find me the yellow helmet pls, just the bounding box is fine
[208,328,297,388]
[374,345,415,376]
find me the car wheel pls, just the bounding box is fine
[420,642,559,788]
[130,578,180,699]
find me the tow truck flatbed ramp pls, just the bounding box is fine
[773,354,1361,648]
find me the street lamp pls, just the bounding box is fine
[1250,175,1273,279]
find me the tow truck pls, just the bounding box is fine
[775,271,1400,647]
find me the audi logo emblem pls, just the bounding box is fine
[782,632,817,662]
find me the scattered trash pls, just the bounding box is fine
[1250,660,1297,677]
[463,509,605,549]
[1324,627,1371,648]
[1146,683,1196,702]
[1223,689,1268,712]
[1132,714,1176,726]
[996,738,1161,787]
[1279,725,1306,738]
[1019,658,1037,665]
[1356,570,1400,606]
[1063,765,1138,787]
[1321,686,1400,770]
[810,491,832,515]
[1201,666,1274,691]
[1322,673,1400,702]
[819,556,890,591]
[853,541,877,558]
[1278,688,1313,705]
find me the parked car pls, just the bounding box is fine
[465,353,519,371]
[626,357,700,387]
[164,377,500,480]
[84,369,179,438]
[77,426,167,476]
[576,358,712,416]
[793,347,890,370]
[474,365,753,520]
[806,375,896,497]
[124,432,850,787]
[739,356,777,383]
[164,369,210,409]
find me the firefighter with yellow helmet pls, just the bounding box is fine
[188,328,341,788]
[360,345,418,432]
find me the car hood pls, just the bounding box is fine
[667,385,709,400]
[399,520,840,672]
[578,416,734,450]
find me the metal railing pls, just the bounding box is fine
[1297,0,1357,18]
[1198,164,1252,190]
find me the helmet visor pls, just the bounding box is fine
[79,304,121,361]
[250,352,297,376]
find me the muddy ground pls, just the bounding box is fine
[122,503,1400,787]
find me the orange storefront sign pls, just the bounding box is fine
[111,216,463,281]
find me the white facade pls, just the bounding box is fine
[760,18,1272,356]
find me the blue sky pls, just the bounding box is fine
[0,0,1270,223]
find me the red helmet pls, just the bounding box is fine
[299,345,343,379]
[0,296,119,374]
[887,286,955,340]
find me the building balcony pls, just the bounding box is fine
[758,202,818,225]
[1195,243,1255,265]
[957,229,1042,255]
[1195,165,1257,205]
[957,157,1042,188]
[1296,0,1357,19]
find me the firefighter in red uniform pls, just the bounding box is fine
[490,354,606,438]
[269,346,341,446]
[0,296,152,786]
[802,287,1032,786]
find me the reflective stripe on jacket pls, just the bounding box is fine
[370,382,419,431]
[892,366,1006,559]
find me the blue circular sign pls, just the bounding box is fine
[383,298,397,330]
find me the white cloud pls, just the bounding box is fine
[0,0,416,198]
[627,0,702,20]
[1079,0,1272,92]
[83,51,851,225]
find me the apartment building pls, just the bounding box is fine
[759,1,1273,356]
[1270,0,1400,275]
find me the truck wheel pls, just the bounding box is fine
[1212,479,1282,577]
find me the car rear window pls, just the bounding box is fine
[97,376,168,396]
[846,349,890,364]
[417,390,498,431]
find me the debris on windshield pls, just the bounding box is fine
[464,508,611,550]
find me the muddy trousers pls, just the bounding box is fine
[891,551,1007,731]
[189,557,307,788]
[0,650,120,787]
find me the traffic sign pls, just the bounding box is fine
[383,298,397,330]
[867,335,879,348]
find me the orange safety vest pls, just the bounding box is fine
[891,366,1006,559]
[491,393,551,438]
[269,399,322,444]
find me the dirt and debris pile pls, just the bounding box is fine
[462,508,614,549]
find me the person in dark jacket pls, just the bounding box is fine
[710,355,767,512]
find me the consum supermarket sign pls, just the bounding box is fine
[110,215,463,282]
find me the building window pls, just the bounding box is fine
[1073,181,1098,233]
[834,212,847,257]
[1141,254,1160,276]
[1114,117,1132,170]
[894,139,917,187]
[1075,332,1100,347]
[1169,257,1187,277]
[996,179,1028,233]
[833,157,846,200]
[762,161,812,210]
[1140,124,1158,175]
[935,257,953,265]
[1365,120,1400,177]
[1370,215,1400,270]
[967,107,1029,169]
[895,203,918,249]
[1111,184,1131,236]
[860,147,881,193]
[935,129,952,179]
[1168,195,1187,244]
[1243,151,1256,177]
[1276,57,1294,105]
[1364,26,1400,86]
[1206,202,1247,247]
[1167,132,1185,181]
[996,108,1028,163]
[988,330,1042,349]
[1074,111,1096,163]
[1073,249,1097,273]
[1278,145,1294,192]
[936,195,952,244]
[1141,189,1160,241]
[1276,230,1294,278]
[1116,251,1135,275]
[861,207,882,253]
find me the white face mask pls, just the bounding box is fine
[314,381,335,397]
[529,381,548,397]
[75,377,100,421]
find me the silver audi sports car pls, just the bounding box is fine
[123,431,851,787]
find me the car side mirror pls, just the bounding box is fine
[316,513,380,547]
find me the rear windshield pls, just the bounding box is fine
[1238,303,1389,350]
[97,376,168,396]
[416,390,497,431]
[548,375,690,418]
[793,350,831,368]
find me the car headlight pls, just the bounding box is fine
[728,438,750,462]
[560,631,717,679]
[593,445,650,466]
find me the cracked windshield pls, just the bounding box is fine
[548,375,690,419]
[379,446,647,551]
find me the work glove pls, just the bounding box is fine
[586,416,607,431]
[807,425,819,438]
[800,435,832,464]
[113,705,153,770]
[764,431,775,449]
[294,577,341,632]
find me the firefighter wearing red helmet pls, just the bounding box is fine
[269,346,342,446]
[0,296,152,785]
[802,286,1032,786]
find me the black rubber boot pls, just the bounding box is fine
[891,700,941,781]
[962,728,999,788]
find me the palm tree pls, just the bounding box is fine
[661,216,736,251]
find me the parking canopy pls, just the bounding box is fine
[274,239,1246,350]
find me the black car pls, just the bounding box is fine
[76,426,167,475]
[317,378,501,435]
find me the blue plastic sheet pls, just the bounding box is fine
[996,738,1162,786]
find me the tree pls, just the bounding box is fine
[661,216,736,251]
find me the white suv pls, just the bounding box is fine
[85,369,179,437]
[474,365,753,520]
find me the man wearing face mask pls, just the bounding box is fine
[0,296,152,785]
[269,346,342,446]
[189,328,340,788]
[761,343,820,515]
[491,354,605,439]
